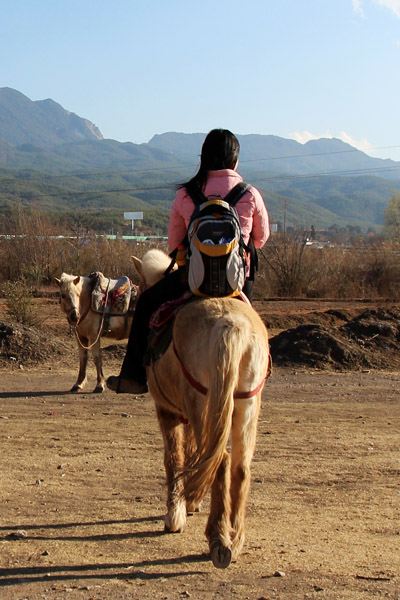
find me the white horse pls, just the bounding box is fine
[56,273,136,393]
[132,249,270,568]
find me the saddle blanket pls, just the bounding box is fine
[146,292,194,365]
[145,290,250,365]
[90,271,138,316]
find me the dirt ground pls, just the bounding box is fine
[0,297,399,600]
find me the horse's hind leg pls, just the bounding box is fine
[205,450,232,569]
[230,396,260,559]
[156,407,187,533]
[71,343,89,392]
[183,424,201,514]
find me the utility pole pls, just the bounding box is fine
[283,198,287,235]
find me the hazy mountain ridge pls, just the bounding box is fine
[1,87,400,230]
[0,87,103,148]
[149,132,399,179]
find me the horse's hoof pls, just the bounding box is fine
[70,385,83,393]
[93,386,104,393]
[210,543,232,569]
[164,512,185,533]
[163,523,183,534]
[186,500,202,515]
[187,506,201,516]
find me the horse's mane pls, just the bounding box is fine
[141,249,175,286]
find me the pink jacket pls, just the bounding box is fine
[167,169,270,251]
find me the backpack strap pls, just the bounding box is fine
[223,182,252,255]
[186,186,209,206]
[188,181,250,207]
[223,182,250,207]
[247,237,259,281]
[164,248,178,276]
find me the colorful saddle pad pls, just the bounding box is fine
[90,272,138,316]
[145,291,194,365]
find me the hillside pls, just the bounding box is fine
[1,87,400,232]
[0,88,103,147]
[149,132,400,180]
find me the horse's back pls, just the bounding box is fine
[174,297,268,349]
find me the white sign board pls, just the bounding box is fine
[124,212,143,220]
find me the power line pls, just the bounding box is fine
[241,144,400,164]
[0,143,399,182]
[2,163,399,200]
[254,165,400,183]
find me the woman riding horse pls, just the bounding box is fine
[107,128,270,394]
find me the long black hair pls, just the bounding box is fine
[180,129,240,195]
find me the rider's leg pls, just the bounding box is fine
[107,270,187,394]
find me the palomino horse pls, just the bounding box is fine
[56,273,136,393]
[132,249,270,568]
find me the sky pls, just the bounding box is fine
[1,0,400,160]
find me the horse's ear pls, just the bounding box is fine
[73,276,80,285]
[54,277,61,286]
[131,256,144,279]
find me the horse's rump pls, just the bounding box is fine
[150,297,269,501]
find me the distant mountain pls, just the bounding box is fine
[0,87,103,148]
[0,138,189,173]
[147,132,400,228]
[0,88,189,174]
[1,88,400,231]
[149,132,400,180]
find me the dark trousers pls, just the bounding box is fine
[120,269,188,383]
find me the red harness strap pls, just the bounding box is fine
[173,341,208,395]
[173,341,268,399]
[234,378,266,399]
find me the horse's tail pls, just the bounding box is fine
[183,315,246,504]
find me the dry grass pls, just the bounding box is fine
[0,214,399,300]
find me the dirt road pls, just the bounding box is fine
[0,363,398,599]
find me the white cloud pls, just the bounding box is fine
[352,0,400,17]
[337,131,373,153]
[352,0,365,16]
[290,130,329,144]
[374,0,400,17]
[289,130,373,154]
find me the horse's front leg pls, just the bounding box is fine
[91,340,105,393]
[71,341,88,392]
[156,407,187,533]
[230,395,260,560]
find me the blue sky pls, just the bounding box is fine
[2,0,400,159]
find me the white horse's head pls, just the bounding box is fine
[55,273,83,325]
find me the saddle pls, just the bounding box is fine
[90,272,137,316]
[144,290,251,365]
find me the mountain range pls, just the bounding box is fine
[1,86,399,232]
